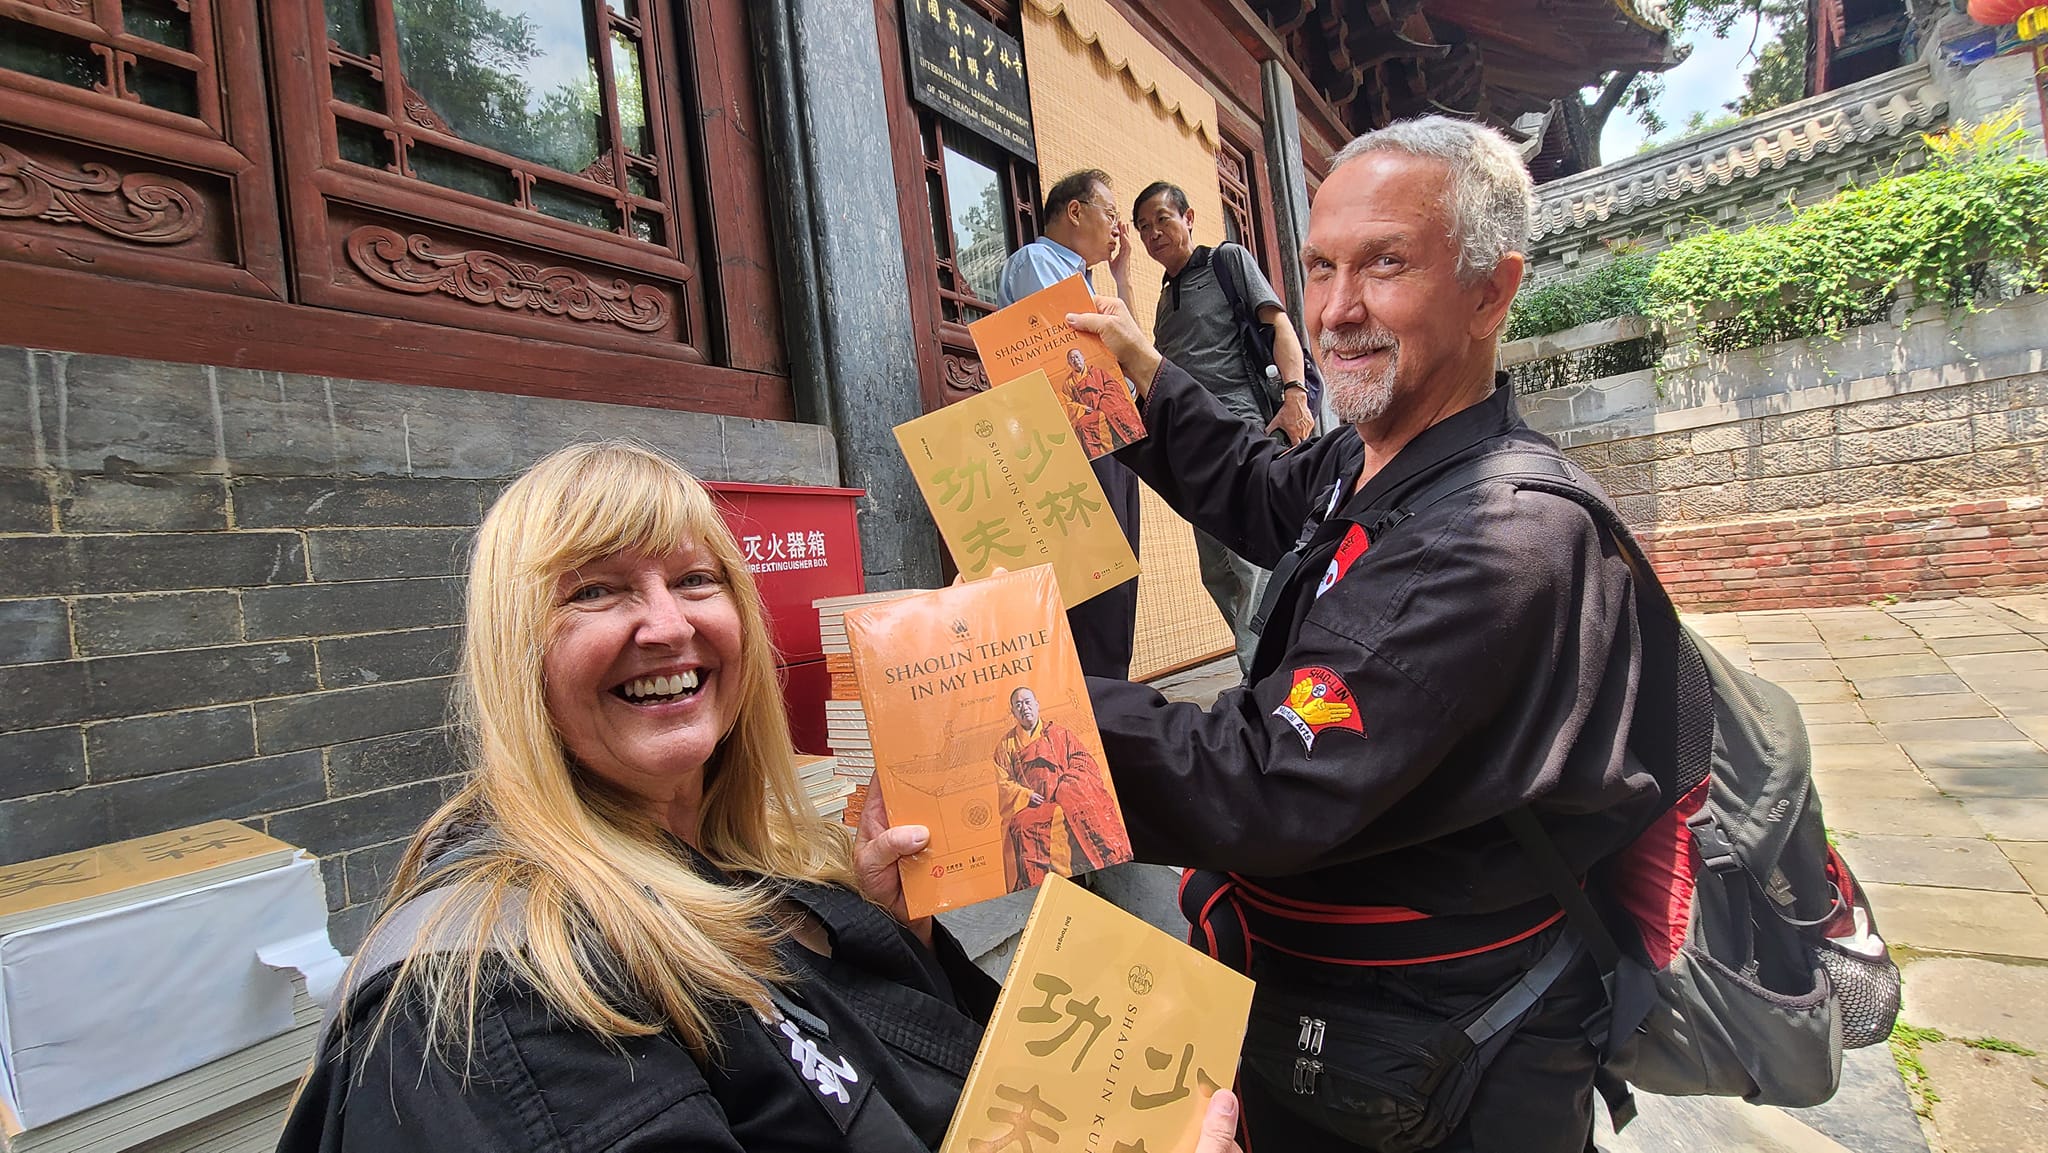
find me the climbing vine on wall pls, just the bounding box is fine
[1647,107,2048,352]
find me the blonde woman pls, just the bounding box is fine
[275,442,1238,1153]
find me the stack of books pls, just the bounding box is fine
[813,590,920,828]
[0,822,328,1153]
[795,752,855,822]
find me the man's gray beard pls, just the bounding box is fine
[1328,358,1396,425]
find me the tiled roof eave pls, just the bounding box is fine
[1531,61,1946,240]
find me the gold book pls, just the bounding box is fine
[941,874,1255,1153]
[895,372,1138,609]
[0,821,301,936]
[968,274,1148,459]
[845,566,1132,918]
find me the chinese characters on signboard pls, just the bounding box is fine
[739,529,832,575]
[903,0,1037,163]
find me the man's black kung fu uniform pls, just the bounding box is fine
[1090,360,1663,1151]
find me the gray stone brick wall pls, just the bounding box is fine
[0,347,837,951]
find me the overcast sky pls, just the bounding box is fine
[1598,15,1790,159]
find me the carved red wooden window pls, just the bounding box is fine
[1217,136,1264,272]
[0,0,285,296]
[265,0,711,359]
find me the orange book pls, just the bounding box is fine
[969,274,1147,459]
[940,874,1255,1153]
[844,566,1132,918]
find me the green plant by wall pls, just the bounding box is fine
[1506,248,1657,341]
[1646,106,2048,352]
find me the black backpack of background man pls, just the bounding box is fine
[1363,449,1903,1126]
[1211,245,1323,435]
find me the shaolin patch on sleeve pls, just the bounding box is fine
[1272,666,1364,755]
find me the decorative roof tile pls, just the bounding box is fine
[1532,61,1945,239]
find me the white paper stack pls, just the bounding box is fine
[0,822,341,1153]
[814,592,923,829]
[0,982,315,1153]
[795,753,856,822]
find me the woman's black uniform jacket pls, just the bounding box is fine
[1091,359,1663,925]
[276,863,998,1153]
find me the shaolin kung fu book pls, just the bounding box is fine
[843,566,1133,919]
[940,874,1254,1153]
[894,370,1137,609]
[968,274,1147,459]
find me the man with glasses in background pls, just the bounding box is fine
[995,169,1142,680]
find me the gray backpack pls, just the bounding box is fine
[1387,449,1902,1127]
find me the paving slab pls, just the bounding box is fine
[1746,625,1827,645]
[1901,740,2048,775]
[1879,717,2033,744]
[1917,1042,2048,1153]
[1807,722,1892,746]
[1906,618,2025,640]
[1855,674,1973,698]
[1684,613,1746,637]
[1799,702,1870,725]
[2009,715,2048,746]
[1811,743,1921,773]
[1837,653,1954,680]
[1899,956,2048,1052]
[1926,632,2048,657]
[1782,679,1860,704]
[1826,637,1938,658]
[1815,766,1949,803]
[1861,883,2048,958]
[1824,795,1987,838]
[1834,835,2026,892]
[1788,1043,1934,1153]
[1752,658,1846,682]
[1974,690,2046,714]
[1943,650,2048,677]
[1859,694,2000,724]
[1982,592,2048,625]
[1999,841,2048,893]
[1956,798,2048,841]
[1750,642,1834,660]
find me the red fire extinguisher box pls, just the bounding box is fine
[706,481,865,754]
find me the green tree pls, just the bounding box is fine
[1579,0,1807,166]
[391,0,604,174]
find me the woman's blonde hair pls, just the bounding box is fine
[357,441,853,1061]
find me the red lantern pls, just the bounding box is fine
[1968,0,2045,26]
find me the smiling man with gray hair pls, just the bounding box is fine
[1065,116,1659,1150]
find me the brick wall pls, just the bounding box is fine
[1637,497,2048,612]
[0,347,837,950]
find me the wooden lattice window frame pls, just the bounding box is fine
[0,0,285,297]
[1217,134,1265,272]
[264,0,724,362]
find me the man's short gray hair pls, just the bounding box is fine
[1329,116,1535,283]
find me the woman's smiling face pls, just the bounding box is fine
[541,541,744,815]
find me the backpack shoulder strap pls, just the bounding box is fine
[1210,243,1248,320]
[320,885,530,1043]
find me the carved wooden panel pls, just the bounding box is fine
[0,0,284,296]
[263,0,777,361]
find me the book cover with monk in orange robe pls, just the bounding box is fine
[968,274,1147,458]
[843,566,1132,919]
[939,874,1254,1153]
